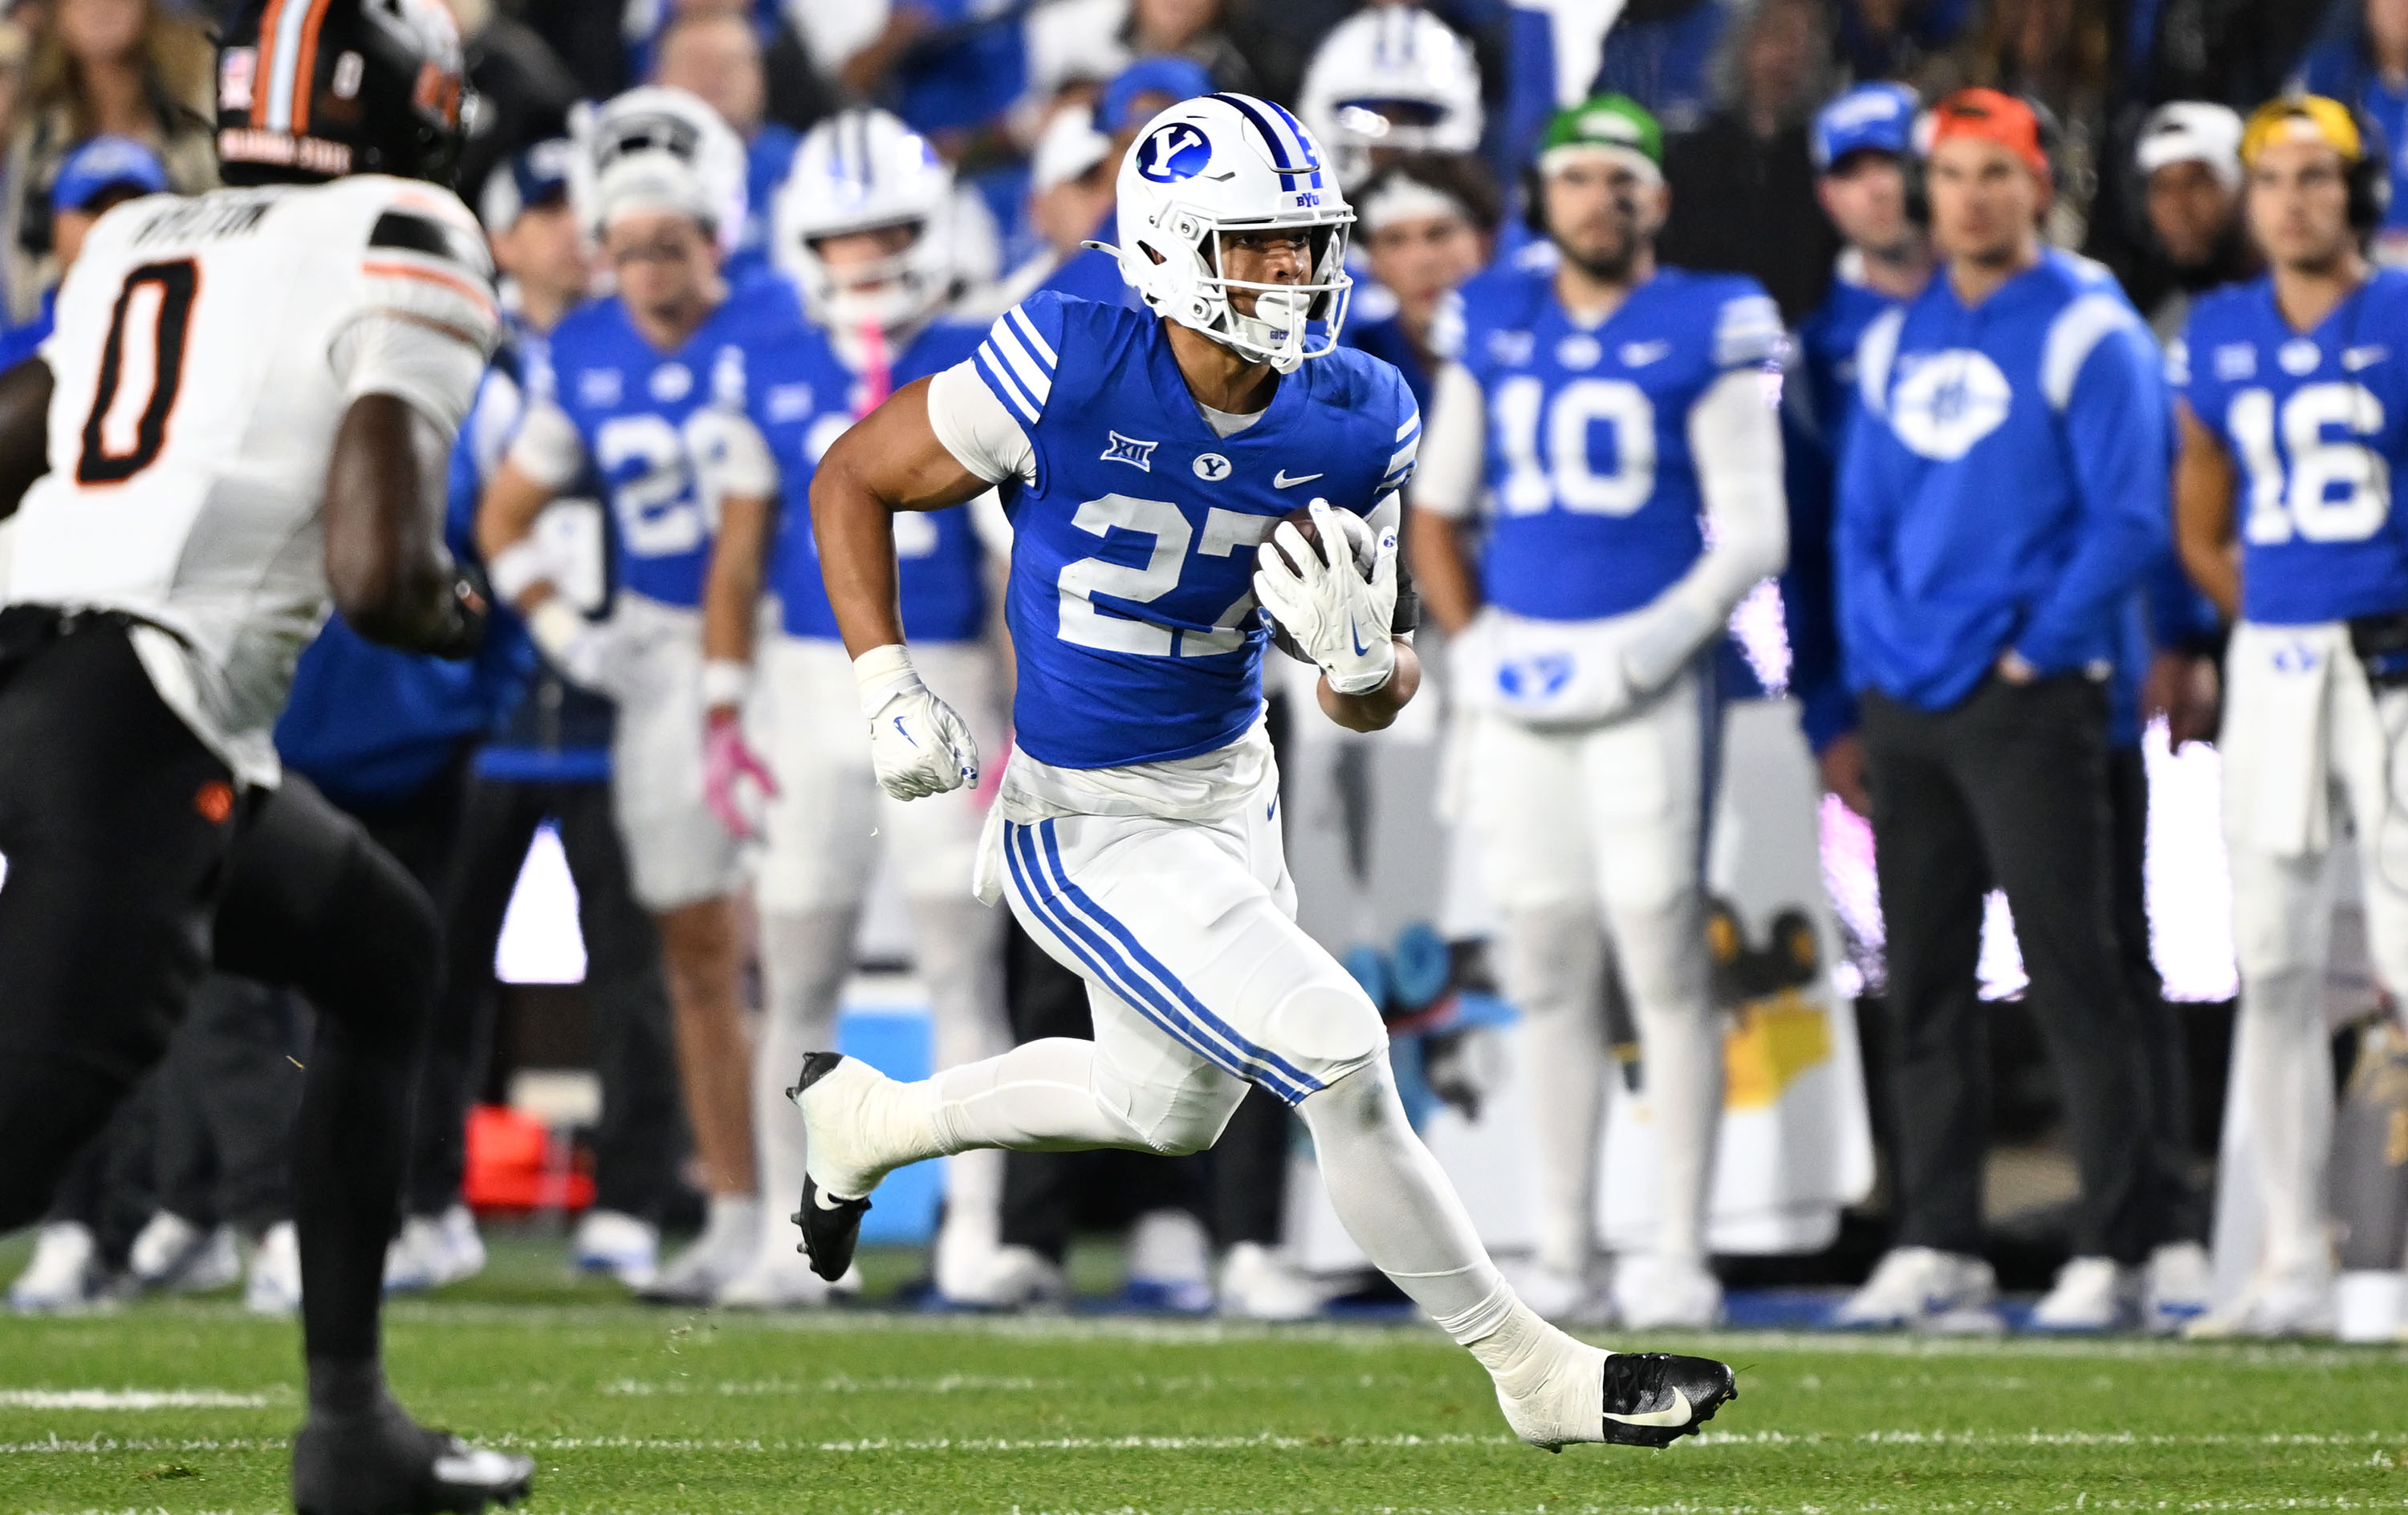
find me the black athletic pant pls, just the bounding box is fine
[2107,744,2208,1246]
[1860,675,2162,1264]
[0,613,434,1363]
[412,772,687,1221]
[150,974,308,1236]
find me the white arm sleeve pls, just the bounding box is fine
[327,312,491,437]
[926,359,1036,485]
[1410,362,1486,520]
[688,407,779,500]
[1619,368,1788,693]
[505,398,589,491]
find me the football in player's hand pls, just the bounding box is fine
[1264,502,1376,579]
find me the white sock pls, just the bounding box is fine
[1633,997,1722,1261]
[703,1194,760,1253]
[1500,905,1609,1275]
[922,1038,1149,1153]
[1296,1055,1510,1326]
[755,908,856,1246]
[1433,1281,1585,1398]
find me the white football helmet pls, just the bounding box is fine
[1110,94,1355,374]
[775,107,958,335]
[571,86,748,257]
[1300,7,1484,191]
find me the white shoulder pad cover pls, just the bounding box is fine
[349,182,502,359]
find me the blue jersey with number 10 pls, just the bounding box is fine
[543,274,802,609]
[1458,264,1782,622]
[2178,267,2408,626]
[746,307,990,643]
[970,292,1420,770]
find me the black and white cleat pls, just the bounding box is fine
[292,1403,534,1515]
[787,1054,872,1283]
[1597,1351,1737,1448]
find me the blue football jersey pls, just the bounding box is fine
[1457,264,1783,622]
[968,292,1419,769]
[1795,263,1906,450]
[543,274,803,609]
[749,311,990,643]
[2178,268,2408,626]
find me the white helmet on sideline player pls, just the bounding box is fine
[775,107,958,335]
[1110,93,1355,375]
[1299,7,1484,191]
[571,86,748,257]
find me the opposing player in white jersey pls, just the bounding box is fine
[786,94,1736,1450]
[477,87,780,1303]
[1409,96,1788,1329]
[695,106,1013,1307]
[0,1,531,1508]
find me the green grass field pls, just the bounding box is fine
[5,1233,2408,1514]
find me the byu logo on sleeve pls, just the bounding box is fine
[1136,123,1213,184]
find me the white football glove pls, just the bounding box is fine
[855,644,979,800]
[525,596,616,693]
[1253,499,1397,695]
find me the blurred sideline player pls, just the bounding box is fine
[1343,154,1499,416]
[478,87,778,1304]
[1298,4,1485,195]
[0,0,535,1505]
[791,92,1736,1452]
[649,7,799,282]
[2173,96,2408,1338]
[1410,95,1789,1330]
[696,107,1013,1307]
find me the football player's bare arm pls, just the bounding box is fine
[2174,400,2240,622]
[1320,641,1421,733]
[811,376,989,658]
[702,490,773,674]
[324,393,474,653]
[0,358,52,522]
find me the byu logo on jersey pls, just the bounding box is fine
[1193,452,1231,481]
[1889,349,2013,461]
[1102,431,1159,471]
[1135,122,1213,184]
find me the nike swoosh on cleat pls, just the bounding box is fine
[1273,470,1324,489]
[1605,1387,1693,1428]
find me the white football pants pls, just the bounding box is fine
[607,593,746,912]
[1464,667,1721,1271]
[750,636,1010,1276]
[2220,620,2408,1280]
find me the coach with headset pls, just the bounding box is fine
[1832,89,2181,1334]
[2172,96,2408,1340]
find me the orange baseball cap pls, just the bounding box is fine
[1922,87,2051,181]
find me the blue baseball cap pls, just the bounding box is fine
[1100,57,1213,135]
[51,135,168,216]
[479,137,576,234]
[1811,83,1918,173]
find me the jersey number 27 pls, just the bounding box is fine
[75,259,197,486]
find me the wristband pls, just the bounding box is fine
[486,536,555,605]
[852,643,920,719]
[702,657,753,711]
[527,597,587,661]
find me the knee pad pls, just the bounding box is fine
[1264,977,1386,1095]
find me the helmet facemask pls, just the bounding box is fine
[1133,205,1355,375]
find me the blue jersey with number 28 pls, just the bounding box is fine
[968,291,1420,769]
[543,274,800,609]
[2178,266,2408,626]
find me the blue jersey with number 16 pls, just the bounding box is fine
[968,291,1420,770]
[2178,267,2408,626]
[543,274,802,609]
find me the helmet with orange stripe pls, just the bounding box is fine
[215,0,469,188]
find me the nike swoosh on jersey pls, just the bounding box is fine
[1604,1387,1693,1428]
[1273,470,1324,489]
[2345,345,2390,370]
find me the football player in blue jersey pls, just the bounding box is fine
[786,93,1736,1450]
[692,106,1015,1309]
[478,87,790,1305]
[1342,155,1499,419]
[1832,90,2178,1334]
[1408,95,1789,1330]
[2173,96,2408,1338]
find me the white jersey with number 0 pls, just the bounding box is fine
[3,174,499,783]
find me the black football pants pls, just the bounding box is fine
[0,611,433,1362]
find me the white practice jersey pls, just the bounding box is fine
[3,174,499,784]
